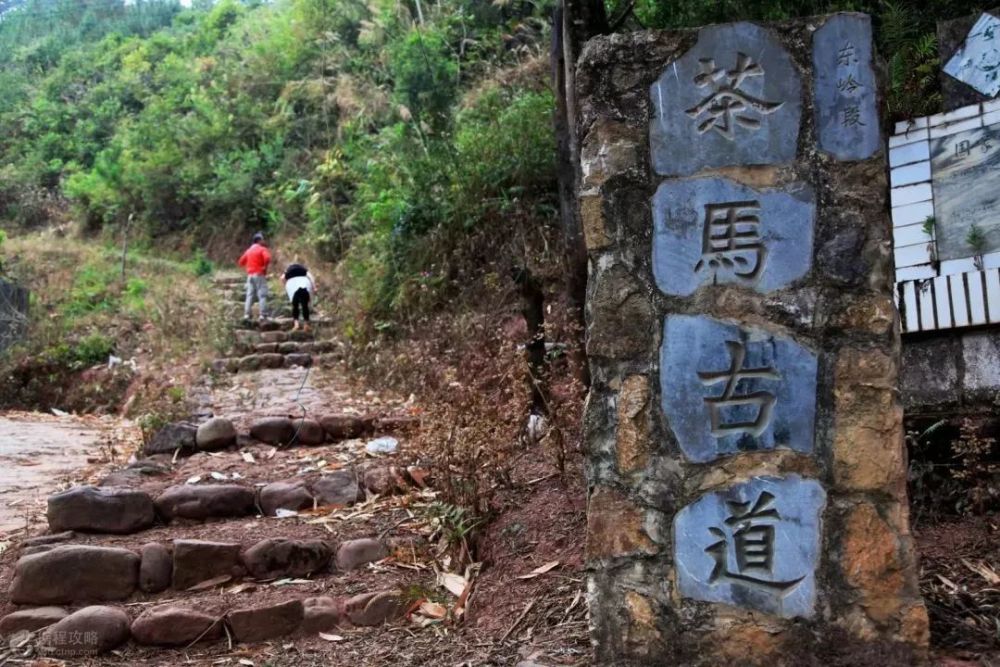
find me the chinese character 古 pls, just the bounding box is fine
[685,53,784,139]
[693,200,766,283]
[697,340,778,437]
[705,491,804,592]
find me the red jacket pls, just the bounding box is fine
[238,243,271,276]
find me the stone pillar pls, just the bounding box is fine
[578,14,927,665]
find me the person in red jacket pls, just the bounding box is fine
[238,232,272,322]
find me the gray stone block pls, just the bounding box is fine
[813,13,880,161]
[652,177,814,297]
[650,21,801,176]
[674,475,825,618]
[660,314,817,463]
[900,335,960,410]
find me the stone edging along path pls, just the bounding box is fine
[9,533,421,604]
[0,590,408,655]
[45,460,431,535]
[144,412,420,458]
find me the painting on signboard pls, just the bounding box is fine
[930,123,1000,261]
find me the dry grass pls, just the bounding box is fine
[0,232,220,415]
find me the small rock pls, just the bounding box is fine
[311,469,360,507]
[345,591,405,626]
[172,540,243,590]
[9,545,139,605]
[238,355,262,372]
[144,422,197,456]
[300,596,346,634]
[260,330,288,343]
[139,543,172,593]
[374,415,421,433]
[131,606,223,646]
[0,607,68,634]
[259,480,313,516]
[320,414,374,440]
[228,599,304,642]
[196,417,237,451]
[40,606,130,655]
[335,538,388,571]
[250,417,295,445]
[260,353,285,369]
[242,538,331,579]
[47,486,155,534]
[283,353,313,368]
[21,531,75,549]
[254,342,279,353]
[154,484,256,521]
[291,418,325,445]
[363,466,401,495]
[277,341,300,353]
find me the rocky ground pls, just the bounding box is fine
[0,273,589,666]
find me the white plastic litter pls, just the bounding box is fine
[365,436,399,455]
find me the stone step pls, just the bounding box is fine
[232,339,339,355]
[235,317,334,332]
[9,533,423,607]
[47,464,430,535]
[142,415,420,459]
[0,585,410,655]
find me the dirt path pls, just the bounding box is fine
[0,412,111,537]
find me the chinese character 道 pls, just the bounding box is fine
[705,490,804,592]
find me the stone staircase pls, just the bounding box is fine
[0,272,442,662]
[211,272,342,374]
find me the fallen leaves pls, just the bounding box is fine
[318,632,345,642]
[516,560,560,580]
[186,574,232,591]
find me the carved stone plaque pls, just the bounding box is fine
[660,314,818,463]
[652,177,815,296]
[813,13,880,161]
[943,12,1000,97]
[650,22,802,177]
[674,475,825,618]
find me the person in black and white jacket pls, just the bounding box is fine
[280,262,317,331]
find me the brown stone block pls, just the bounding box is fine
[841,503,904,624]
[830,294,896,336]
[616,375,651,474]
[586,487,657,561]
[587,266,655,361]
[623,591,662,655]
[580,195,611,251]
[833,348,905,491]
[580,120,641,188]
[898,603,930,648]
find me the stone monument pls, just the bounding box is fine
[578,14,927,665]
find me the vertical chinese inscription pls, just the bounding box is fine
[652,177,815,297]
[659,314,817,464]
[650,22,801,176]
[674,476,826,618]
[813,13,880,161]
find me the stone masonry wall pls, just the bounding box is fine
[577,15,927,665]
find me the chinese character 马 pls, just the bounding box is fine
[685,53,784,140]
[693,200,766,283]
[698,340,778,437]
[705,491,804,592]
